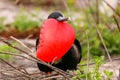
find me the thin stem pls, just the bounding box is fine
[113,15,120,32]
[10,36,33,53]
[86,31,90,80]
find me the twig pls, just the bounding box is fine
[10,36,33,53]
[37,73,60,79]
[40,75,63,80]
[113,15,120,32]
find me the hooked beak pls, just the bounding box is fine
[57,16,69,22]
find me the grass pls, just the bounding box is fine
[12,12,40,32]
[0,43,17,59]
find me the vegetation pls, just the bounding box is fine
[73,56,113,80]
[12,12,40,32]
[0,43,17,59]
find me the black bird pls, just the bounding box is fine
[36,12,82,73]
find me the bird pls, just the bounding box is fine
[36,12,82,73]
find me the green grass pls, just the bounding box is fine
[12,13,40,32]
[0,43,17,59]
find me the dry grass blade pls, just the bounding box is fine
[10,36,33,53]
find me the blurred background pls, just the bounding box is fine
[0,0,120,80]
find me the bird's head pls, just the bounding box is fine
[48,12,68,22]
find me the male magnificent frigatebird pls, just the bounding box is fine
[36,12,82,73]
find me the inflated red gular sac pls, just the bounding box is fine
[36,12,82,73]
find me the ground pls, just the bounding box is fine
[0,39,120,80]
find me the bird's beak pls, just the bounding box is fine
[57,16,69,22]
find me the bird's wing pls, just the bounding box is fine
[74,39,82,63]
